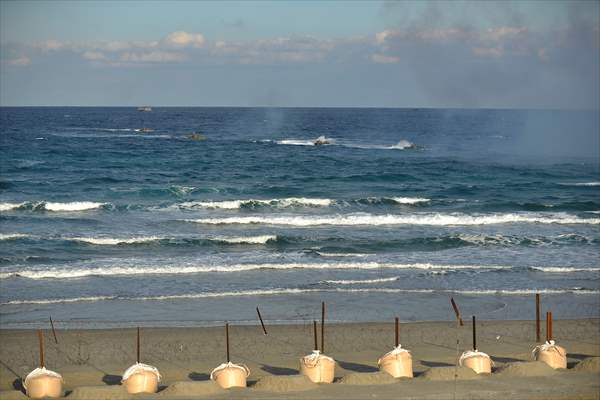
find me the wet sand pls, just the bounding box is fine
[1,319,599,399]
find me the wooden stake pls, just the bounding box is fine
[472,316,477,350]
[546,311,550,342]
[395,317,399,347]
[136,327,140,363]
[548,312,553,341]
[49,315,58,344]
[321,302,325,353]
[313,321,318,351]
[256,307,268,335]
[38,330,45,368]
[450,298,464,326]
[535,293,541,342]
[226,323,230,362]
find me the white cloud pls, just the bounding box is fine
[6,56,31,66]
[120,51,185,63]
[164,31,205,48]
[371,53,400,63]
[82,51,106,61]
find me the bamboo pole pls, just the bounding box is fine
[256,307,268,335]
[136,327,140,363]
[472,316,477,351]
[546,311,550,342]
[226,323,230,363]
[38,330,45,368]
[49,315,58,344]
[535,294,541,342]
[548,312,553,341]
[395,317,399,347]
[321,302,325,353]
[313,321,318,351]
[450,298,464,326]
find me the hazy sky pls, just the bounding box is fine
[1,0,598,108]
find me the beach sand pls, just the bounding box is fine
[1,319,599,399]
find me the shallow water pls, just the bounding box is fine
[0,107,599,328]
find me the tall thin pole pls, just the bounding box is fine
[136,327,140,363]
[535,294,541,342]
[38,330,45,368]
[321,302,325,353]
[395,317,399,347]
[546,312,550,342]
[226,323,230,362]
[472,316,477,350]
[49,315,58,344]
[313,321,318,351]
[548,312,553,341]
[256,307,268,335]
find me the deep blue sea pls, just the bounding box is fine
[1,107,599,328]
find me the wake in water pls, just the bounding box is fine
[274,136,417,150]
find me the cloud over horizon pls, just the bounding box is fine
[1,1,598,108]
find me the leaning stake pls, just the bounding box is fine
[49,316,58,344]
[450,298,463,326]
[256,307,268,335]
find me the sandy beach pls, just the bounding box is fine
[1,319,599,399]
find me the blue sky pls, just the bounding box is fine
[1,1,598,108]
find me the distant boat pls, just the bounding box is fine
[137,106,152,112]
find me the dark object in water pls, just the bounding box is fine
[135,128,154,133]
[314,136,331,146]
[188,133,207,141]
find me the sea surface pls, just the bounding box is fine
[1,107,599,329]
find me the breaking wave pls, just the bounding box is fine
[0,201,108,212]
[0,262,514,280]
[178,197,332,209]
[183,212,599,227]
[4,287,597,305]
[0,233,30,240]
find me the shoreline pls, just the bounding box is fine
[1,319,599,399]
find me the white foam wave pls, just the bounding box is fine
[4,287,597,305]
[183,212,599,227]
[0,202,25,211]
[562,182,600,187]
[529,266,600,273]
[0,233,30,240]
[391,197,430,204]
[210,235,277,244]
[44,201,107,211]
[0,262,512,280]
[179,197,332,209]
[323,277,400,285]
[69,236,162,245]
[316,252,370,258]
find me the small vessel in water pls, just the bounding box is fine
[314,135,331,146]
[137,106,152,112]
[134,128,154,133]
[188,133,207,141]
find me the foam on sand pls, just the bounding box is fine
[183,212,599,227]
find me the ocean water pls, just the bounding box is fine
[0,107,599,329]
